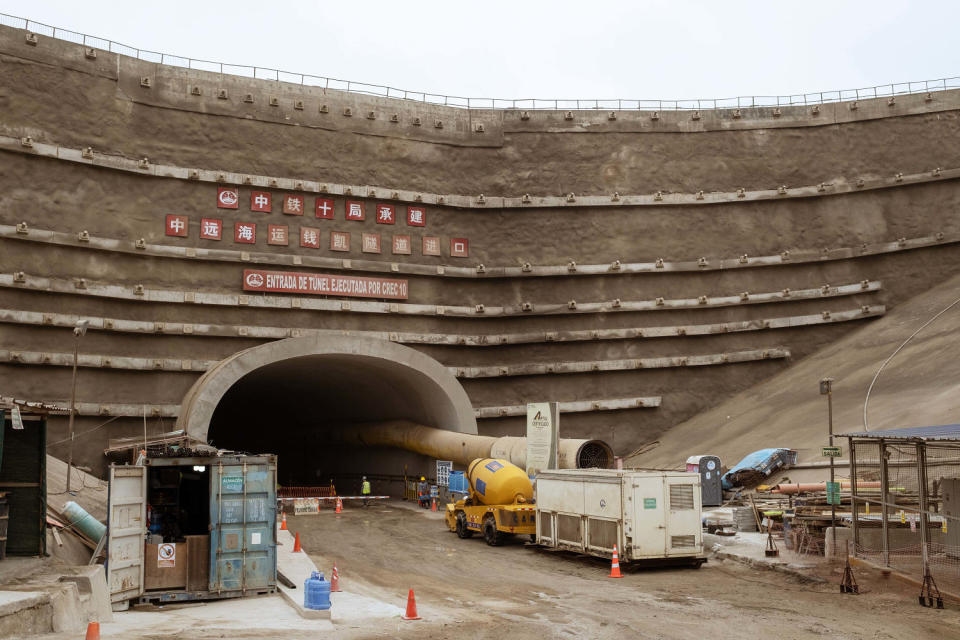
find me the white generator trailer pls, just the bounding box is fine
[535,469,705,566]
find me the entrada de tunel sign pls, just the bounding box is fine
[242,269,409,299]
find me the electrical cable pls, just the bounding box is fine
[46,415,120,448]
[862,294,960,430]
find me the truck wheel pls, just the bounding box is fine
[456,512,473,539]
[482,515,502,547]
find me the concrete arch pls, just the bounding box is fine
[177,333,478,443]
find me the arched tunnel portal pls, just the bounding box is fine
[176,334,478,492]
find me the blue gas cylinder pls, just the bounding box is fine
[304,571,331,610]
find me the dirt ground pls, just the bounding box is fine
[289,500,958,640]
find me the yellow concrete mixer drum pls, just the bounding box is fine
[467,458,533,505]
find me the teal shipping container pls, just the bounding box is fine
[107,453,277,606]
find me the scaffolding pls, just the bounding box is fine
[841,425,960,597]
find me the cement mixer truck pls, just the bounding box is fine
[444,458,536,546]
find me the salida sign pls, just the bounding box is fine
[242,269,408,300]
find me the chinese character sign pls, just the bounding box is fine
[217,187,239,209]
[392,235,411,255]
[235,222,256,244]
[345,201,365,221]
[376,204,395,225]
[300,227,321,248]
[200,218,222,240]
[422,236,441,256]
[165,214,188,237]
[451,238,469,258]
[362,233,381,254]
[407,206,426,227]
[250,191,272,212]
[330,231,350,251]
[268,224,289,246]
[283,195,304,215]
[315,198,335,219]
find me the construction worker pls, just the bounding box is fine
[361,476,371,508]
[418,476,429,508]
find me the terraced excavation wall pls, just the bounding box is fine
[2,23,960,477]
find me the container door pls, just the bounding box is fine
[107,465,147,603]
[665,477,702,556]
[209,461,276,593]
[631,478,666,558]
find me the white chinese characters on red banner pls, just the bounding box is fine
[362,233,381,254]
[422,236,441,256]
[407,206,426,227]
[345,201,365,221]
[300,227,321,248]
[268,224,289,246]
[330,231,350,251]
[200,218,222,240]
[450,238,469,258]
[392,235,411,255]
[315,198,335,219]
[283,195,304,215]
[250,191,272,213]
[217,187,239,209]
[165,214,188,237]
[235,222,256,244]
[243,269,409,300]
[376,204,395,225]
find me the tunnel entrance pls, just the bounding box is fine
[178,335,477,493]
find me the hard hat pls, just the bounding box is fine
[420,476,425,481]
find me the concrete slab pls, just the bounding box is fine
[58,565,113,623]
[0,590,53,638]
[277,526,404,624]
[0,591,49,617]
[705,531,826,582]
[30,592,334,639]
[276,527,331,619]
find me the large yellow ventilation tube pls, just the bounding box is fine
[322,420,613,469]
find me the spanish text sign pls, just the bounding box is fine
[526,402,559,477]
[242,269,409,300]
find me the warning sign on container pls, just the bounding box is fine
[158,543,176,568]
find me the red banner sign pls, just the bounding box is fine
[242,269,408,300]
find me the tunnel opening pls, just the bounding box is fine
[185,335,478,497]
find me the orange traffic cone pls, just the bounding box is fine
[401,588,421,620]
[335,497,343,514]
[85,621,100,640]
[431,496,437,512]
[280,513,287,530]
[330,562,342,592]
[293,531,302,553]
[609,545,623,578]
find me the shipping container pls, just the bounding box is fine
[106,453,277,607]
[535,469,704,565]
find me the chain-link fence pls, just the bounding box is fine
[850,438,960,595]
[2,11,959,111]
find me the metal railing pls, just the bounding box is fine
[4,11,960,111]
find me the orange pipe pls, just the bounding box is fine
[770,481,882,494]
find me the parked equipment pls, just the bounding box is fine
[535,469,705,566]
[445,458,536,546]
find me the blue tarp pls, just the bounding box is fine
[721,448,798,490]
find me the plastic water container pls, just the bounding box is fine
[304,571,331,610]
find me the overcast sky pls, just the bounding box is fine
[5,1,959,102]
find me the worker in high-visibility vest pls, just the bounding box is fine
[361,476,371,508]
